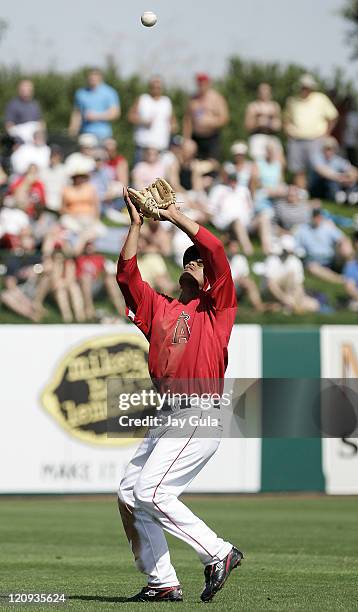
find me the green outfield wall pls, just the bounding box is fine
[261,328,325,492]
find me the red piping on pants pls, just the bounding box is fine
[151,424,215,560]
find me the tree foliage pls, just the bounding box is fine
[341,0,358,58]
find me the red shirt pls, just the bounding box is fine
[116,227,237,393]
[106,155,125,179]
[106,155,125,168]
[76,254,105,279]
[8,177,46,218]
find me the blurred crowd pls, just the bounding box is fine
[1,67,358,322]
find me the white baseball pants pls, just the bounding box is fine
[118,416,232,587]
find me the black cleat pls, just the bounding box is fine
[200,546,244,602]
[127,585,183,602]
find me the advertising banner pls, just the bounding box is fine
[321,326,358,494]
[0,324,262,494]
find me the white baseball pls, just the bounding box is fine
[141,11,157,27]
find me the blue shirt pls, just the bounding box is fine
[74,83,120,139]
[91,166,112,201]
[257,159,282,188]
[343,260,358,288]
[313,153,350,174]
[295,221,343,266]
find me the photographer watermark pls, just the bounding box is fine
[106,378,358,439]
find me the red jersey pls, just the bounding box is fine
[117,226,237,392]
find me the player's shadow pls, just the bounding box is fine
[68,595,128,603]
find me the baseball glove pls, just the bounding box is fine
[127,178,176,220]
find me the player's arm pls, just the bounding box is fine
[116,189,144,309]
[116,225,144,313]
[162,206,230,286]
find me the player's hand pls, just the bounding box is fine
[124,187,143,226]
[157,202,180,222]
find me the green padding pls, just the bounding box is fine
[261,327,325,492]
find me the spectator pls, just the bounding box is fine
[0,206,30,250]
[61,156,103,235]
[166,138,213,221]
[208,163,272,255]
[49,250,85,323]
[137,231,174,295]
[342,96,358,166]
[160,134,184,176]
[103,137,128,186]
[244,83,282,160]
[295,207,353,284]
[264,234,319,313]
[273,185,311,231]
[64,133,98,173]
[230,141,255,189]
[330,91,351,147]
[284,74,338,188]
[0,228,47,322]
[310,137,358,204]
[69,67,120,140]
[230,251,268,313]
[73,236,125,321]
[132,147,166,190]
[128,76,177,162]
[4,79,44,143]
[140,217,173,258]
[183,73,229,160]
[10,130,50,175]
[253,143,284,191]
[7,164,46,219]
[91,148,124,214]
[77,133,98,157]
[343,231,358,308]
[39,145,68,212]
[252,143,286,213]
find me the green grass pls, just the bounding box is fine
[0,496,357,610]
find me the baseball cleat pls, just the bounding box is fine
[127,585,183,602]
[200,546,244,602]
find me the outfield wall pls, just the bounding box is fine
[0,324,357,495]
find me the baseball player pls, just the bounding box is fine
[116,182,243,603]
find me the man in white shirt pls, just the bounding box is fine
[230,252,268,312]
[39,145,68,212]
[128,76,177,163]
[11,129,50,175]
[264,234,319,313]
[208,163,272,255]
